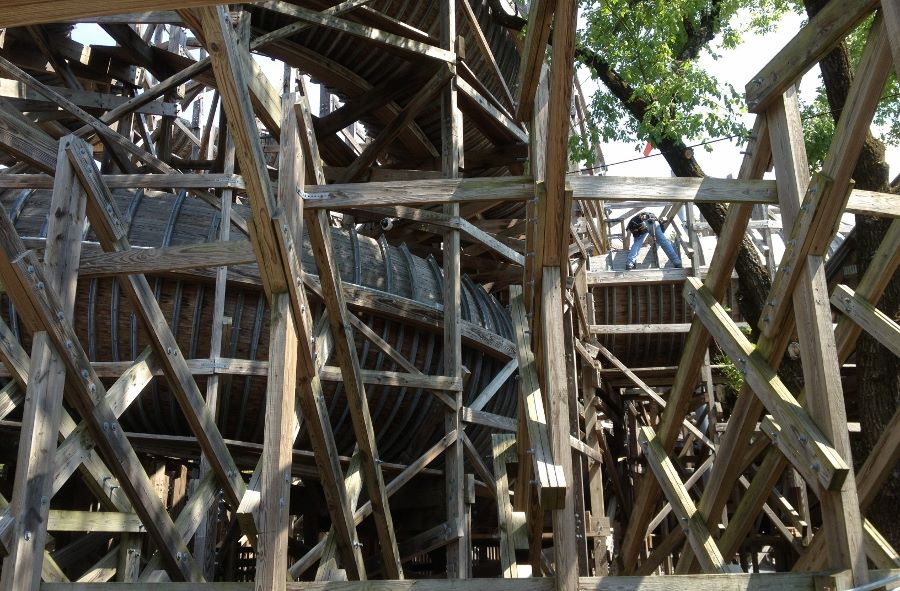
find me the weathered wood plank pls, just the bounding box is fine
[306,209,403,578]
[78,240,256,278]
[0,211,200,582]
[831,284,900,362]
[255,293,297,591]
[256,1,456,63]
[67,136,249,516]
[0,136,85,591]
[0,78,177,117]
[745,0,879,112]
[509,285,566,509]
[514,0,554,122]
[0,0,223,28]
[684,277,848,491]
[637,427,727,574]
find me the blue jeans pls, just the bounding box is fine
[627,221,681,267]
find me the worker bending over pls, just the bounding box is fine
[625,211,682,270]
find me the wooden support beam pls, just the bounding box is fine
[0,136,85,591]
[361,205,524,266]
[78,240,257,278]
[745,0,878,112]
[66,136,249,516]
[256,1,456,63]
[831,284,900,357]
[338,66,452,183]
[493,434,527,578]
[757,15,892,341]
[717,219,900,573]
[439,1,467,575]
[45,511,144,533]
[0,173,245,191]
[540,267,578,591]
[0,1,222,27]
[469,358,517,412]
[760,83,864,582]
[684,277,848,491]
[457,0,514,109]
[509,285,566,509]
[618,116,771,574]
[255,293,298,591]
[637,427,728,574]
[0,98,59,173]
[305,209,403,579]
[304,176,531,208]
[0,201,200,582]
[514,0,553,122]
[457,77,527,143]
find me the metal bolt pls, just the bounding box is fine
[35,281,44,290]
[811,462,821,473]
[27,265,34,274]
[24,530,31,541]
[81,368,89,379]
[103,421,110,431]
[57,311,64,321]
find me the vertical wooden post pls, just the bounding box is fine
[195,125,236,583]
[441,0,466,578]
[0,136,86,591]
[767,86,865,584]
[255,293,298,591]
[542,265,578,591]
[117,533,142,583]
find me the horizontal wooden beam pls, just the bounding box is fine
[78,240,256,278]
[303,176,533,209]
[47,510,144,533]
[42,571,890,591]
[0,173,245,190]
[569,176,778,204]
[0,78,177,117]
[0,0,223,27]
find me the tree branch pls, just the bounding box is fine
[676,0,722,62]
[484,0,527,30]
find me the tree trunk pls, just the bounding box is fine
[804,0,900,547]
